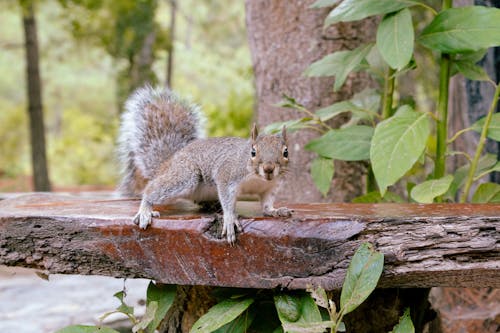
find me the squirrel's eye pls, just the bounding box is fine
[283,147,288,158]
[251,147,256,158]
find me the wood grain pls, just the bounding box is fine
[0,193,498,290]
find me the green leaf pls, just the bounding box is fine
[472,182,500,203]
[299,296,322,323]
[456,49,489,63]
[190,298,254,333]
[213,311,255,333]
[352,191,405,203]
[305,126,374,161]
[305,43,373,91]
[275,294,323,333]
[376,8,414,70]
[410,175,453,203]
[54,326,120,333]
[113,291,125,302]
[478,161,500,177]
[282,321,336,333]
[365,45,389,76]
[472,113,500,141]
[325,0,420,26]
[277,94,306,110]
[370,106,430,196]
[315,101,363,122]
[275,294,302,322]
[310,0,341,8]
[264,118,313,135]
[146,282,176,333]
[116,304,134,316]
[419,6,500,53]
[447,154,498,198]
[454,61,491,81]
[310,157,335,198]
[315,89,380,122]
[112,290,134,317]
[352,87,381,109]
[133,301,157,333]
[340,243,384,315]
[307,286,329,310]
[391,308,415,333]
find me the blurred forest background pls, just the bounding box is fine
[0,0,253,191]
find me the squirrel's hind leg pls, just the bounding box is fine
[134,170,200,229]
[261,188,293,218]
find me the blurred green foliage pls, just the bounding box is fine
[0,0,253,190]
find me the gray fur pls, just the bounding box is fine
[117,85,205,196]
[119,85,291,244]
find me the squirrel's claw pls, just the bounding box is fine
[235,219,243,232]
[133,210,159,229]
[133,213,141,226]
[222,215,239,246]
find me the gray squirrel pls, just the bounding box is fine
[117,85,292,244]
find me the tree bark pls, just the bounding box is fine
[245,0,377,203]
[130,29,157,92]
[21,1,51,191]
[165,0,176,88]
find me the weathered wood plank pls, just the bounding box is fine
[0,193,498,289]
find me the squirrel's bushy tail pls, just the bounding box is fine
[117,85,205,196]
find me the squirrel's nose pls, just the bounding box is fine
[263,162,275,174]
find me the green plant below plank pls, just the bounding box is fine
[266,0,500,203]
[54,282,176,333]
[191,242,413,333]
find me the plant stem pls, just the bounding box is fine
[460,83,500,202]
[381,67,396,119]
[366,165,377,193]
[434,54,451,179]
[447,127,474,144]
[433,0,453,202]
[297,105,333,131]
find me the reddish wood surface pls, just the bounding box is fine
[0,193,498,289]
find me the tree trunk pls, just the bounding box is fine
[165,0,176,88]
[244,1,434,331]
[245,0,376,203]
[21,0,51,191]
[130,29,157,92]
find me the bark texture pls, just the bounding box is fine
[1,194,498,290]
[245,0,377,203]
[22,2,51,191]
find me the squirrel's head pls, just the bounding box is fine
[249,123,289,181]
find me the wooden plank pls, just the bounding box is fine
[0,193,498,289]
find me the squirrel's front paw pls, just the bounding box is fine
[133,210,160,229]
[264,207,293,218]
[221,215,242,246]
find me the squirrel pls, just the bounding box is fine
[117,85,292,244]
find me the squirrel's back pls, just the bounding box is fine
[117,85,205,196]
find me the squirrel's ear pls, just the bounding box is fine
[281,125,287,143]
[251,123,259,141]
